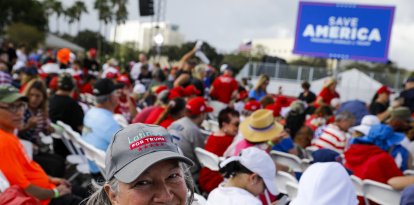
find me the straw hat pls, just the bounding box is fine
[240,109,284,143]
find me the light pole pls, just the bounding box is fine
[153,33,164,62]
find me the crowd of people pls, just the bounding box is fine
[0,41,414,205]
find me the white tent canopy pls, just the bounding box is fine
[311,69,383,103]
[45,34,85,52]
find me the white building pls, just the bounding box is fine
[251,37,300,61]
[110,20,185,52]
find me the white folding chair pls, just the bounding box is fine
[300,158,311,171]
[57,121,90,180]
[285,181,299,200]
[270,150,304,172]
[194,147,221,171]
[52,122,85,165]
[350,175,365,197]
[207,120,219,132]
[76,137,107,175]
[275,171,298,194]
[403,169,414,176]
[0,170,10,192]
[362,179,401,205]
[114,113,128,128]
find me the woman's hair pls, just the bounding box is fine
[154,97,186,125]
[85,162,194,205]
[301,81,311,90]
[259,95,274,108]
[22,79,48,114]
[254,74,269,91]
[219,160,253,179]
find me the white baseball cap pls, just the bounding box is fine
[350,115,380,136]
[220,147,278,195]
[133,83,146,95]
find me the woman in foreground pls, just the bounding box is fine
[86,123,195,205]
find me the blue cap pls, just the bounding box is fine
[352,124,404,151]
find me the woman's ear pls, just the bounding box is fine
[248,173,260,185]
[104,184,118,204]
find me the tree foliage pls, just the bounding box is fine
[289,57,327,67]
[0,0,48,33]
[5,23,45,49]
[59,30,114,53]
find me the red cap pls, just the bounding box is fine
[89,48,97,58]
[244,100,261,111]
[186,97,213,115]
[49,76,59,90]
[169,86,187,99]
[155,85,168,94]
[377,85,393,95]
[238,90,248,101]
[184,85,201,96]
[116,74,131,86]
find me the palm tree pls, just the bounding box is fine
[94,0,113,56]
[52,1,63,34]
[42,0,57,32]
[73,1,88,34]
[110,0,129,44]
[65,6,77,35]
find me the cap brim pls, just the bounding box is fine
[263,176,279,195]
[1,93,28,103]
[350,125,369,136]
[114,151,194,183]
[205,106,213,113]
[114,83,124,90]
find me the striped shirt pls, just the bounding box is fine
[312,124,348,153]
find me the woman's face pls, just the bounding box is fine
[28,88,44,109]
[378,93,390,103]
[328,82,337,91]
[260,80,269,90]
[107,160,188,205]
[245,173,266,196]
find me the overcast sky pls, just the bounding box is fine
[49,0,414,70]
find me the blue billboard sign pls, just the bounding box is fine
[293,2,395,62]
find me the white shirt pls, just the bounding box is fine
[207,186,261,205]
[130,62,153,81]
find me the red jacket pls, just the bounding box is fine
[345,144,403,205]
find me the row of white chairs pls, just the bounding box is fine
[276,171,402,205]
[56,121,106,176]
[270,150,311,172]
[351,175,402,205]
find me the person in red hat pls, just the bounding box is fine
[370,85,393,122]
[241,99,262,119]
[210,67,238,104]
[168,96,213,180]
[114,74,137,123]
[83,48,100,74]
